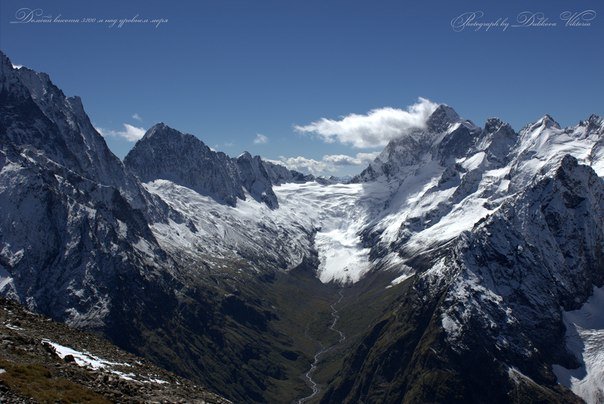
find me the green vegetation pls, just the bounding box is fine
[0,359,109,403]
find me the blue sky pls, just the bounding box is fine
[1,0,603,176]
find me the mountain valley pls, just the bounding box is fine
[1,50,604,403]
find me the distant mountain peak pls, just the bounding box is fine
[143,122,180,138]
[583,114,603,131]
[484,117,506,132]
[426,104,461,133]
[237,151,253,160]
[147,122,168,131]
[537,114,561,129]
[125,125,283,208]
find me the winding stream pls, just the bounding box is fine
[297,290,345,404]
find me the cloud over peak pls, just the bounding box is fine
[96,123,146,142]
[323,152,380,166]
[253,133,269,144]
[271,151,380,175]
[294,97,438,148]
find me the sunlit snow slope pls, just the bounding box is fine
[145,179,390,283]
[553,286,604,404]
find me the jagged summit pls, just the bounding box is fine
[355,104,500,181]
[426,104,461,132]
[0,49,147,208]
[124,123,282,208]
[587,113,603,124]
[525,113,561,132]
[484,117,507,133]
[542,113,561,128]
[582,114,604,132]
[143,122,171,137]
[125,123,244,206]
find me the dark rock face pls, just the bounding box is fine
[437,121,482,164]
[124,124,281,208]
[0,52,147,209]
[0,296,230,403]
[426,104,460,133]
[235,152,278,208]
[261,160,315,185]
[0,51,168,327]
[125,123,246,206]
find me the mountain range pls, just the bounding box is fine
[1,50,603,403]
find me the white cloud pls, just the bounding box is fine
[132,113,143,122]
[273,156,332,175]
[294,97,438,148]
[96,123,146,142]
[322,152,380,166]
[253,134,269,144]
[11,64,23,69]
[271,151,380,175]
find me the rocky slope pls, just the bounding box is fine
[0,296,229,403]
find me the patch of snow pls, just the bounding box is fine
[0,266,14,294]
[147,377,169,384]
[41,339,139,381]
[552,286,604,404]
[110,370,136,381]
[405,197,493,254]
[388,264,414,288]
[116,220,128,238]
[42,339,118,370]
[441,314,461,338]
[508,366,537,385]
[460,151,486,171]
[315,230,370,284]
[389,273,412,287]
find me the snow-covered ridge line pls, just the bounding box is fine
[141,105,603,287]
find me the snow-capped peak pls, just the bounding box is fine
[533,114,561,130]
[426,104,461,133]
[581,114,604,132]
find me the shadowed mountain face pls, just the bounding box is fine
[124,123,281,208]
[2,49,604,403]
